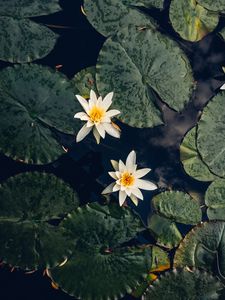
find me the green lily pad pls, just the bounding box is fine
[152,191,202,225]
[197,0,225,13]
[170,0,219,42]
[49,203,152,300]
[197,92,225,177]
[205,179,225,220]
[96,26,194,128]
[0,17,58,63]
[0,0,62,18]
[72,66,98,98]
[0,64,81,164]
[123,0,164,9]
[148,214,182,249]
[174,221,225,277]
[0,172,79,270]
[180,127,217,181]
[143,268,224,300]
[83,0,156,37]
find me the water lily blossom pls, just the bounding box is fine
[102,150,157,206]
[74,90,121,144]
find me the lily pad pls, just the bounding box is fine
[205,179,225,220]
[152,191,202,225]
[123,0,164,9]
[49,203,152,300]
[148,214,182,249]
[143,268,224,300]
[0,0,62,18]
[197,92,225,177]
[96,26,194,127]
[170,0,219,42]
[174,221,225,277]
[0,172,79,270]
[72,66,98,98]
[83,0,156,37]
[180,127,216,181]
[0,17,58,63]
[0,64,81,164]
[197,0,225,13]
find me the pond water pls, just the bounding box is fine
[1,0,225,299]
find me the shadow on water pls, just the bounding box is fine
[1,0,225,299]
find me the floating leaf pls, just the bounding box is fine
[174,221,225,277]
[0,0,62,18]
[49,203,151,300]
[143,268,224,300]
[0,17,58,63]
[72,66,97,98]
[197,0,225,13]
[170,0,219,42]
[97,26,194,127]
[197,92,225,177]
[148,214,182,249]
[0,64,81,164]
[205,179,225,220]
[0,172,79,270]
[83,0,156,37]
[180,127,216,181]
[152,191,202,225]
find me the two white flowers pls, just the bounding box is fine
[74,90,121,144]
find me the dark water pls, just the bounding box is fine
[1,0,225,299]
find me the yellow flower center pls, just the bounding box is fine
[88,106,105,123]
[120,172,135,187]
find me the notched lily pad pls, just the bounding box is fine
[83,0,156,37]
[0,64,81,164]
[0,172,79,270]
[205,179,225,220]
[170,0,219,42]
[197,92,225,177]
[152,191,202,225]
[180,126,217,181]
[174,221,225,278]
[49,203,151,300]
[97,26,194,128]
[143,268,224,300]
[197,0,225,13]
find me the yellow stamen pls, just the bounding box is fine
[88,106,105,123]
[120,172,135,187]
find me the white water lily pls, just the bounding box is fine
[102,150,157,206]
[74,90,121,144]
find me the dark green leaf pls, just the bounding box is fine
[0,172,79,270]
[205,179,225,220]
[72,66,98,97]
[0,64,81,164]
[197,0,225,13]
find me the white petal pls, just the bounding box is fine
[113,184,120,192]
[126,150,136,171]
[74,112,86,119]
[86,120,94,127]
[119,190,127,206]
[111,160,119,171]
[108,172,118,180]
[96,96,103,106]
[76,95,89,113]
[130,194,138,206]
[103,123,120,138]
[101,116,111,123]
[96,124,106,138]
[125,187,132,196]
[135,168,151,178]
[102,182,115,194]
[76,124,92,142]
[102,92,114,110]
[93,127,101,144]
[136,179,158,190]
[221,83,225,90]
[131,188,143,200]
[115,171,121,178]
[119,160,126,172]
[89,90,98,107]
[105,109,121,118]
